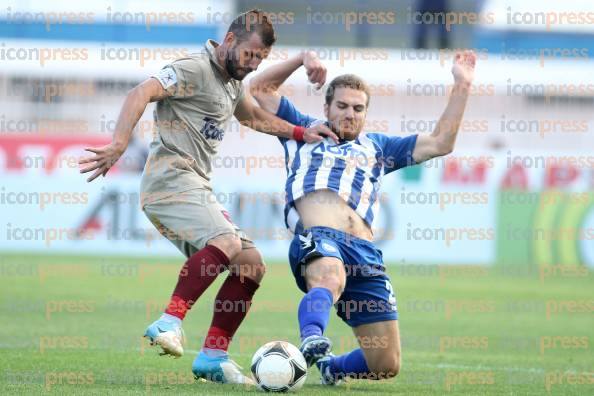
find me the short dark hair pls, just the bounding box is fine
[325,74,371,107]
[228,9,276,47]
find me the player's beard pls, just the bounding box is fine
[225,46,249,80]
[332,119,360,141]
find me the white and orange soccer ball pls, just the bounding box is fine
[251,341,308,392]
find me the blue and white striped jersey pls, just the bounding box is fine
[276,96,418,234]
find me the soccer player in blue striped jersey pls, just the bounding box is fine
[250,50,476,384]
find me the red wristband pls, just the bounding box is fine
[292,126,305,141]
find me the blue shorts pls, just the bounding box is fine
[288,226,398,327]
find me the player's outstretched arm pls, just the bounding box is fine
[240,51,333,143]
[78,78,169,182]
[234,96,338,143]
[249,51,326,114]
[412,50,476,164]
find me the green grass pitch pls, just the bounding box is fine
[0,254,592,395]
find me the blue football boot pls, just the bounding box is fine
[143,318,184,357]
[316,354,343,386]
[192,351,255,385]
[299,335,332,367]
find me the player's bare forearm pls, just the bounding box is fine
[429,81,471,154]
[250,53,305,95]
[251,51,326,114]
[240,104,295,138]
[235,96,338,143]
[113,79,168,149]
[111,89,149,151]
[79,78,168,182]
[412,51,476,163]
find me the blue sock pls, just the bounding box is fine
[330,349,370,379]
[298,287,333,340]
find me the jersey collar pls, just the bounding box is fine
[204,39,231,82]
[322,121,350,145]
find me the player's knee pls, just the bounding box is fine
[246,251,266,283]
[326,277,345,301]
[306,263,345,301]
[307,275,344,302]
[367,353,400,379]
[208,234,242,260]
[230,248,266,284]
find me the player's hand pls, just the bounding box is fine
[303,51,326,90]
[452,50,476,86]
[78,142,125,182]
[304,123,339,144]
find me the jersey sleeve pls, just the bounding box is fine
[276,96,317,127]
[367,133,418,174]
[152,58,203,98]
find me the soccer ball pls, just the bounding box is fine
[251,341,307,392]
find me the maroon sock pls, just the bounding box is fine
[203,274,260,351]
[164,245,229,320]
